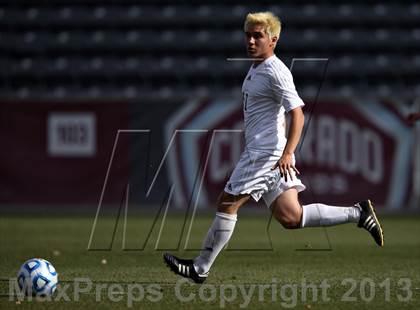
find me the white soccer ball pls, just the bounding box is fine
[17,258,58,296]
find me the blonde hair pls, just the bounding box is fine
[244,11,281,39]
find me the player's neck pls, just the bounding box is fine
[253,52,275,68]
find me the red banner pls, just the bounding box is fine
[0,101,129,204]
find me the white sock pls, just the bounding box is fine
[301,203,361,227]
[193,212,237,274]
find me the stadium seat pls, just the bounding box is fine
[0,1,418,101]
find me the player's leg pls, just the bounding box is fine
[270,189,384,246]
[301,199,384,246]
[269,187,302,229]
[193,191,250,274]
[270,188,361,228]
[164,191,250,283]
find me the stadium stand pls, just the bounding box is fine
[0,1,419,102]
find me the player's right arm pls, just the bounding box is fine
[272,106,304,181]
[269,64,305,181]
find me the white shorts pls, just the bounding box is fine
[224,149,306,207]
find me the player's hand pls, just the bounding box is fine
[271,153,300,182]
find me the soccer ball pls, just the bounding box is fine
[17,258,58,296]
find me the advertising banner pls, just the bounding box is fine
[164,98,413,210]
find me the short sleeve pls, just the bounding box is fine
[270,67,305,112]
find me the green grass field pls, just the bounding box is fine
[0,212,419,309]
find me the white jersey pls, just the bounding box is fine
[242,55,304,154]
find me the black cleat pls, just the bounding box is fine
[163,253,208,284]
[356,200,384,247]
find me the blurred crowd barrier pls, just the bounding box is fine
[0,97,418,212]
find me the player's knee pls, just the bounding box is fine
[278,216,301,229]
[272,206,302,229]
[216,192,249,215]
[217,203,232,214]
[216,192,225,210]
[217,192,233,213]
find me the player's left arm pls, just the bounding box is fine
[271,106,304,181]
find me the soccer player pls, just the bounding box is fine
[164,12,384,283]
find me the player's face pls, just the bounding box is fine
[245,24,277,59]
